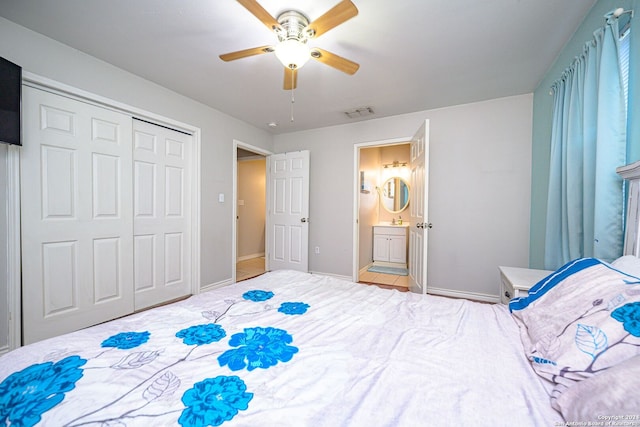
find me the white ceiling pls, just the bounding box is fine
[0,0,596,134]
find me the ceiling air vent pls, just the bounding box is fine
[344,107,375,119]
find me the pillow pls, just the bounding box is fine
[510,258,640,388]
[612,255,640,277]
[552,355,640,421]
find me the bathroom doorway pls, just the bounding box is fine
[355,140,411,290]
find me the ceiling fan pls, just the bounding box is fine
[220,0,360,90]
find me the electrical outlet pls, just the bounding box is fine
[314,246,320,254]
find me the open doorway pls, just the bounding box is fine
[354,141,411,291]
[233,141,271,282]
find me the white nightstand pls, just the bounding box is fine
[498,266,553,304]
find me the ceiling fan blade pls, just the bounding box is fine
[219,46,274,62]
[310,48,359,75]
[307,0,358,38]
[236,0,280,31]
[283,67,298,90]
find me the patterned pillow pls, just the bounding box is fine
[552,355,640,421]
[510,258,640,390]
[612,255,640,277]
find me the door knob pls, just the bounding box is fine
[301,217,308,223]
[427,223,433,229]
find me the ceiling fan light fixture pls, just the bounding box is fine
[275,39,311,69]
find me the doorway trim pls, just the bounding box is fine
[232,140,273,283]
[3,145,21,355]
[352,137,412,283]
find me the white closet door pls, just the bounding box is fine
[21,87,134,344]
[133,119,191,310]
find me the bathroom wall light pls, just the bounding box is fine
[383,161,407,168]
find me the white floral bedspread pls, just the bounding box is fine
[0,270,563,426]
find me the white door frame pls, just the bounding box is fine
[232,140,273,282]
[4,145,21,354]
[7,72,202,349]
[352,137,412,283]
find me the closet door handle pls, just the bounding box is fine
[301,217,308,223]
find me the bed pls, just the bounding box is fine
[2,164,640,426]
[2,270,564,426]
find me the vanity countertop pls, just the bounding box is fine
[376,222,410,227]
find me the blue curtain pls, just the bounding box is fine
[545,17,627,270]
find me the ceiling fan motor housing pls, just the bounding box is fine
[276,10,311,43]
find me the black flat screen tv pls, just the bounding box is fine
[0,56,21,146]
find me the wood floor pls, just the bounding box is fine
[236,257,409,292]
[236,257,265,282]
[358,270,410,292]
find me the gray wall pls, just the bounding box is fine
[0,17,274,288]
[275,94,534,297]
[530,0,639,269]
[2,15,534,299]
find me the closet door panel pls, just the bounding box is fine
[133,120,191,310]
[41,146,76,218]
[42,241,77,315]
[93,237,122,302]
[21,87,134,344]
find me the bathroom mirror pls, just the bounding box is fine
[380,177,410,213]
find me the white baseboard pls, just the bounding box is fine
[428,287,499,303]
[359,264,372,277]
[0,345,9,356]
[200,278,234,293]
[309,271,353,282]
[359,263,499,302]
[237,253,265,262]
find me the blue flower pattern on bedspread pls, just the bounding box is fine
[218,327,299,371]
[0,355,86,427]
[177,323,227,345]
[101,331,150,349]
[179,376,253,427]
[0,287,308,426]
[611,301,640,337]
[242,289,274,302]
[278,302,310,315]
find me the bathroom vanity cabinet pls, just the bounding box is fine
[373,225,408,264]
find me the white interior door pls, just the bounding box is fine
[409,120,430,294]
[133,119,191,310]
[267,151,310,272]
[21,87,134,344]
